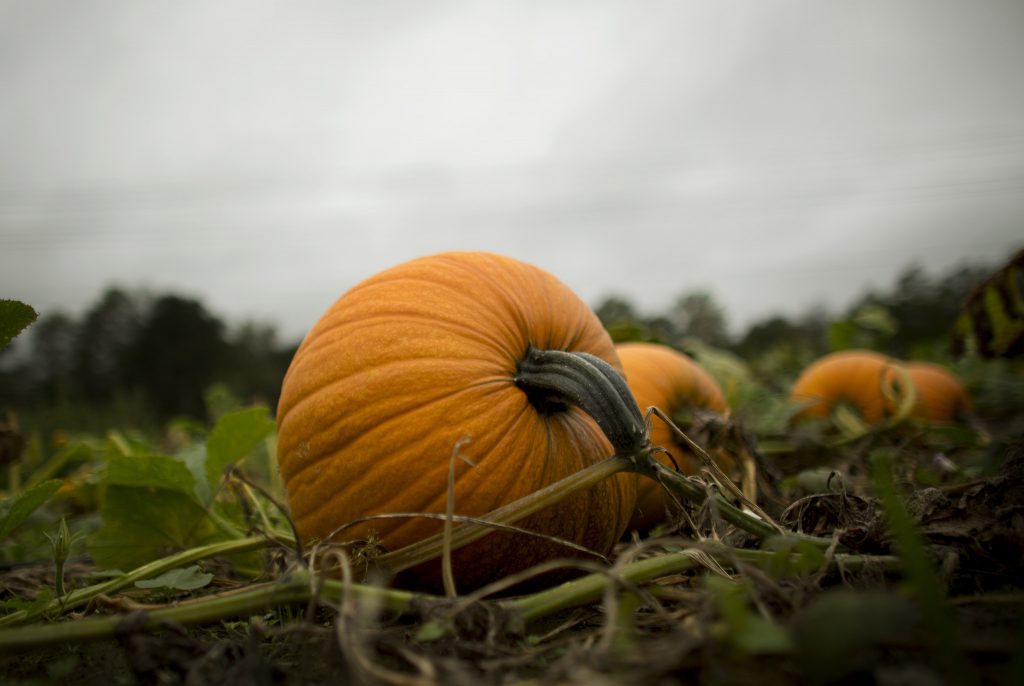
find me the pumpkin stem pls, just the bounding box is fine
[515,346,649,455]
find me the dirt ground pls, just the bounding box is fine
[3,441,1023,686]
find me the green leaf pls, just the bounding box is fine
[731,614,794,656]
[852,304,897,336]
[784,467,839,495]
[682,338,756,408]
[105,454,197,500]
[176,443,211,504]
[88,455,217,570]
[415,620,449,642]
[25,441,93,490]
[791,589,914,684]
[984,283,1024,356]
[88,486,219,571]
[0,299,37,351]
[833,402,871,438]
[0,587,52,615]
[0,479,61,539]
[205,407,275,495]
[707,576,793,656]
[134,565,214,591]
[870,448,971,682]
[828,319,857,351]
[761,535,828,576]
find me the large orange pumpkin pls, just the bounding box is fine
[616,342,729,530]
[903,362,973,423]
[789,350,899,424]
[276,252,637,590]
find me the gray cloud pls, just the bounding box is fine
[2,1,1022,343]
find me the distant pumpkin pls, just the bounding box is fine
[790,351,973,427]
[789,350,899,424]
[616,342,729,530]
[275,252,637,590]
[903,362,973,423]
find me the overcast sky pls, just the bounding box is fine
[2,1,1022,344]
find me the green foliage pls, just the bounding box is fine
[790,589,915,684]
[86,408,278,571]
[870,448,972,683]
[134,565,214,591]
[0,587,52,615]
[953,250,1024,358]
[733,311,830,376]
[706,576,793,656]
[21,440,93,491]
[205,407,276,497]
[89,454,217,570]
[0,299,37,352]
[0,480,61,539]
[759,535,827,576]
[681,338,755,407]
[828,304,897,352]
[594,294,674,344]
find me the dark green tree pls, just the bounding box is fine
[124,295,229,420]
[74,288,142,400]
[734,309,830,379]
[850,263,992,358]
[593,295,677,343]
[223,322,294,409]
[669,291,730,348]
[594,296,639,327]
[27,313,78,404]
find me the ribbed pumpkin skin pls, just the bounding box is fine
[616,342,728,530]
[276,252,636,589]
[790,350,897,424]
[904,362,972,423]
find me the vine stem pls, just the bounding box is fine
[0,536,274,628]
[375,449,839,577]
[0,545,899,651]
[506,545,900,624]
[375,454,636,574]
[0,572,417,651]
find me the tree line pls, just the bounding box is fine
[594,261,994,377]
[0,257,998,430]
[0,288,295,429]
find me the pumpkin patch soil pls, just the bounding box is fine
[3,442,1023,685]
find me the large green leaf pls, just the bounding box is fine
[0,480,61,539]
[88,486,218,571]
[205,407,275,495]
[105,454,198,498]
[0,299,37,351]
[88,454,216,570]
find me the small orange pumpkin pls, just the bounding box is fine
[616,342,729,530]
[791,351,974,427]
[276,252,637,590]
[789,350,899,424]
[903,362,972,423]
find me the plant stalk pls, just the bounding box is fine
[375,454,635,574]
[507,545,900,624]
[0,571,419,651]
[0,536,274,628]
